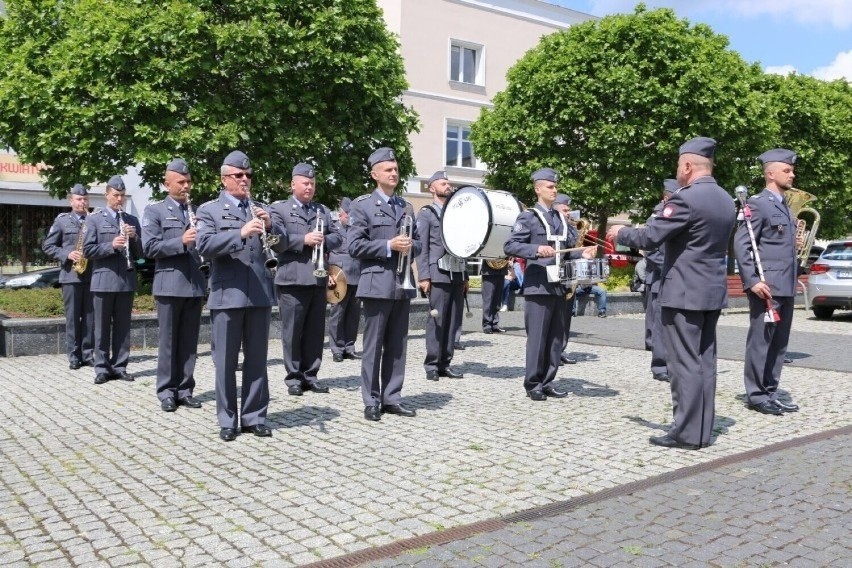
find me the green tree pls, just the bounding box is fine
[470,5,774,234]
[754,73,852,239]
[0,0,418,204]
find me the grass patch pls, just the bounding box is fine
[622,545,643,555]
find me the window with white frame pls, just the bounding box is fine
[450,40,483,85]
[446,122,478,169]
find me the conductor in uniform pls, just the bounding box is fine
[269,163,342,396]
[504,168,595,401]
[643,179,678,383]
[416,170,467,381]
[141,158,206,412]
[196,150,286,441]
[327,197,362,362]
[83,175,143,385]
[42,183,95,370]
[347,147,422,421]
[608,137,736,449]
[733,149,801,416]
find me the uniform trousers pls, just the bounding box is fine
[644,287,668,375]
[211,307,270,429]
[278,285,326,387]
[562,294,574,352]
[743,293,794,404]
[155,296,202,401]
[661,308,720,447]
[360,298,410,406]
[524,295,565,393]
[93,291,134,375]
[328,284,360,356]
[480,275,504,331]
[424,282,463,372]
[62,283,94,364]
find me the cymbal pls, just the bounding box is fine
[326,265,348,304]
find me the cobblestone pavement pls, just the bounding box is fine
[0,312,849,566]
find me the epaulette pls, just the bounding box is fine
[270,199,286,206]
[197,201,213,209]
[354,194,370,202]
[150,199,164,204]
[751,194,762,200]
[57,212,70,217]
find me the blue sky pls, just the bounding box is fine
[549,0,852,80]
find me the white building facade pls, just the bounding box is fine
[377,0,595,191]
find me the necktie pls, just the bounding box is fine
[390,197,398,216]
[550,210,561,233]
[239,200,249,219]
[180,204,188,221]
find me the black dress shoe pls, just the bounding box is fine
[364,406,382,421]
[773,399,799,412]
[425,370,439,381]
[543,386,568,398]
[113,371,134,382]
[83,359,95,367]
[288,384,304,396]
[652,372,670,382]
[527,390,547,401]
[381,403,416,417]
[303,382,329,393]
[241,424,272,437]
[454,343,465,350]
[343,352,362,360]
[332,353,344,362]
[219,427,237,441]
[493,327,507,333]
[749,400,784,415]
[94,373,110,385]
[438,367,464,378]
[560,354,577,365]
[649,434,700,450]
[69,361,82,370]
[178,396,202,408]
[161,397,177,412]
[482,329,494,335]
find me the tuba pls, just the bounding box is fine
[785,188,820,269]
[485,259,509,270]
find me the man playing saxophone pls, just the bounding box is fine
[141,159,207,413]
[42,183,95,370]
[83,175,143,385]
[733,149,802,416]
[269,163,342,397]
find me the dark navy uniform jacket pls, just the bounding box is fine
[733,189,798,297]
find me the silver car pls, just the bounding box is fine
[807,239,852,319]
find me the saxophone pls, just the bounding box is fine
[72,220,88,274]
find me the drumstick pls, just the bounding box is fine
[553,246,596,254]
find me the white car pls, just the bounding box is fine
[806,239,852,319]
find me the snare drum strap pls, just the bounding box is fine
[530,207,568,245]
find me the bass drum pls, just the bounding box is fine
[440,186,522,259]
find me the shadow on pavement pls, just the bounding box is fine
[267,405,341,432]
[404,391,453,411]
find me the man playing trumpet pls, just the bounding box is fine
[42,183,95,370]
[269,163,342,396]
[347,147,422,421]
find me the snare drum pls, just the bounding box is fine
[441,186,522,259]
[592,258,611,282]
[569,259,595,283]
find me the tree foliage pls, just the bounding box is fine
[470,6,774,230]
[754,73,852,239]
[0,0,418,204]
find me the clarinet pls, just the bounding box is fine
[184,196,210,276]
[116,207,134,270]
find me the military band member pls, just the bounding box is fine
[733,149,801,416]
[480,259,508,334]
[269,163,342,396]
[347,147,422,421]
[609,137,736,449]
[416,171,467,381]
[42,184,95,371]
[504,168,595,401]
[196,150,285,441]
[643,179,677,383]
[328,197,362,362]
[141,158,206,412]
[552,193,579,365]
[83,175,143,385]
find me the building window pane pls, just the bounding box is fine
[463,48,476,84]
[450,42,481,85]
[446,124,477,168]
[461,140,474,167]
[446,138,458,167]
[450,45,460,82]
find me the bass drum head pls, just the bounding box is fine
[441,186,492,258]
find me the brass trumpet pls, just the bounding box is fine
[397,215,416,290]
[312,216,328,278]
[116,207,134,270]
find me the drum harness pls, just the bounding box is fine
[530,207,579,298]
[425,204,467,277]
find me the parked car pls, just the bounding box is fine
[806,239,852,319]
[0,267,61,289]
[800,245,825,274]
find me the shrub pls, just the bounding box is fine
[0,288,157,318]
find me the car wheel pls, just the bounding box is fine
[812,306,835,320]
